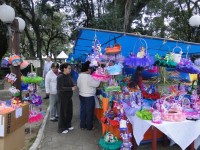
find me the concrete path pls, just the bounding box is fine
[38,91,102,150]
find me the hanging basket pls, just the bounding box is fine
[171,46,183,64]
[9,54,21,66]
[105,44,122,54]
[124,38,155,67]
[91,67,111,82]
[154,53,177,68]
[176,58,200,74]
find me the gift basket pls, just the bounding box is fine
[124,38,154,67]
[171,46,183,64]
[91,67,111,82]
[99,132,122,150]
[154,53,177,68]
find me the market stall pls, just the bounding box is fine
[72,28,200,150]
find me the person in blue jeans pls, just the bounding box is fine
[77,61,100,130]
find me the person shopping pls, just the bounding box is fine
[129,66,144,90]
[43,56,53,99]
[45,63,60,121]
[77,61,100,130]
[57,63,77,133]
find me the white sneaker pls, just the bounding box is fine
[68,126,74,131]
[62,130,69,134]
[50,117,56,120]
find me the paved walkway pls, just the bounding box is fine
[38,91,102,150]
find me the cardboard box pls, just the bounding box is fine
[0,125,25,150]
[0,104,29,137]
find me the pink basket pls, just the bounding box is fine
[161,94,186,122]
[162,111,186,122]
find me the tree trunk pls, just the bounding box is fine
[123,0,132,32]
[0,21,8,61]
[24,28,35,57]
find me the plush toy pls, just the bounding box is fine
[104,132,117,143]
[137,47,146,58]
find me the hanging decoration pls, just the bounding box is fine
[171,46,183,64]
[124,38,154,67]
[154,53,177,68]
[176,58,200,74]
[8,54,21,66]
[91,67,111,82]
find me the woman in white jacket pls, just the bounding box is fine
[45,63,60,121]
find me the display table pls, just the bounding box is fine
[127,115,200,150]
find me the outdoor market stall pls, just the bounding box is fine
[72,28,200,150]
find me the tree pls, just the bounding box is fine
[0,20,8,61]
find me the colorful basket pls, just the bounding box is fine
[105,44,121,54]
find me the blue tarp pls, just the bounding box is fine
[72,28,200,60]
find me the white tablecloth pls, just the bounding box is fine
[127,115,200,150]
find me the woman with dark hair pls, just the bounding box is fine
[45,63,60,122]
[77,61,100,130]
[57,63,77,133]
[130,66,144,89]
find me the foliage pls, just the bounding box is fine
[0,0,200,61]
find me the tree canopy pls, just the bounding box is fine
[0,0,199,61]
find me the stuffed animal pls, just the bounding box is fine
[104,132,116,143]
[137,47,146,58]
